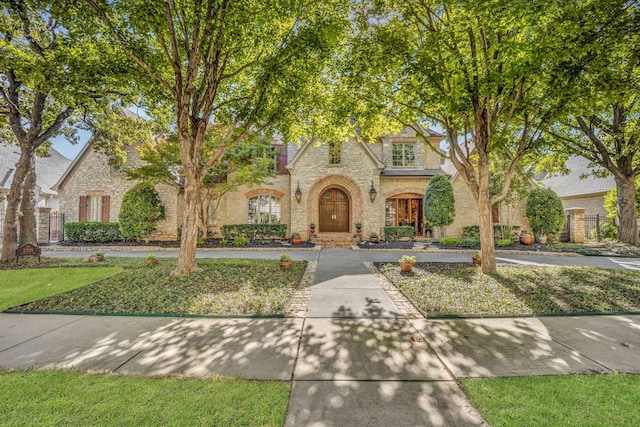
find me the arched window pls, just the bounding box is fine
[247,195,281,224]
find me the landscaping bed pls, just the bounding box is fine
[376,262,640,316]
[8,258,307,316]
[57,239,315,249]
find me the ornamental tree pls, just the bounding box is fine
[423,174,455,236]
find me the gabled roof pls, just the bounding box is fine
[52,140,93,191]
[541,156,615,198]
[286,138,385,171]
[0,143,71,196]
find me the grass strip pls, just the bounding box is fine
[377,263,640,316]
[0,267,122,311]
[17,258,307,316]
[462,374,640,427]
[0,369,289,427]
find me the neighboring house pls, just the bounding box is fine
[540,156,615,216]
[55,125,532,245]
[0,143,72,211]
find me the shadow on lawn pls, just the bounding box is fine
[491,266,640,314]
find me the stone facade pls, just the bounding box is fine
[57,126,534,241]
[57,145,180,240]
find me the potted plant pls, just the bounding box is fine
[519,230,534,245]
[355,221,362,233]
[309,222,316,234]
[279,253,292,269]
[88,251,104,262]
[145,254,158,265]
[472,251,481,265]
[369,231,380,243]
[399,255,416,272]
[291,232,302,245]
[536,235,548,244]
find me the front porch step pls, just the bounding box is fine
[311,232,359,249]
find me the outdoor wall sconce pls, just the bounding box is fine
[369,180,377,203]
[295,182,302,203]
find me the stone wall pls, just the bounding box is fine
[58,146,179,240]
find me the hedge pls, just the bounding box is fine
[383,226,415,241]
[64,222,123,242]
[221,224,287,240]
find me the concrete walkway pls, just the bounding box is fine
[1,248,640,426]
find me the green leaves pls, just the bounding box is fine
[118,182,166,240]
[424,174,455,227]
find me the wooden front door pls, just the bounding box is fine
[388,198,423,235]
[319,188,350,232]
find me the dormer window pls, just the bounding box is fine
[328,142,341,164]
[392,143,415,167]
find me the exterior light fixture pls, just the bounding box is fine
[369,180,377,203]
[295,182,302,203]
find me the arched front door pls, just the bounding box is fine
[319,188,350,232]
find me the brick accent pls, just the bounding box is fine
[245,188,285,199]
[566,207,586,243]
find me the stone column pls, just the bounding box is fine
[566,207,585,243]
[36,207,51,244]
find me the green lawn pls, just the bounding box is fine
[16,258,307,316]
[0,267,122,311]
[463,374,640,427]
[377,262,640,316]
[0,369,289,427]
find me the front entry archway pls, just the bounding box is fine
[319,187,350,232]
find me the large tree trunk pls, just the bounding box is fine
[615,175,639,245]
[477,157,497,274]
[19,153,38,246]
[1,149,31,263]
[172,175,202,275]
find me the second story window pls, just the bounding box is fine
[392,143,415,167]
[328,142,341,164]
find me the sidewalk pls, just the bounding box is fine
[1,248,639,426]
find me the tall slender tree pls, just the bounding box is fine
[81,0,351,275]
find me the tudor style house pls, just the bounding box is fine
[54,125,531,246]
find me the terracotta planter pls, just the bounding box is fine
[536,236,548,244]
[399,261,414,272]
[292,237,302,245]
[370,236,380,243]
[520,234,534,245]
[472,257,481,265]
[88,255,104,263]
[279,261,292,270]
[145,259,158,265]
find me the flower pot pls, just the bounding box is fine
[472,256,481,265]
[399,261,414,272]
[370,236,380,243]
[145,259,158,265]
[88,255,104,263]
[536,235,548,244]
[292,237,302,245]
[279,261,292,270]
[520,233,534,245]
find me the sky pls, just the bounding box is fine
[51,130,91,160]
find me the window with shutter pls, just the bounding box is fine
[78,196,87,221]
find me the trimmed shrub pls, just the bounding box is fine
[221,224,287,240]
[384,226,415,241]
[424,174,456,227]
[440,236,462,246]
[233,235,250,246]
[64,222,123,242]
[119,182,166,240]
[461,236,480,247]
[462,225,480,238]
[526,188,565,239]
[496,238,513,247]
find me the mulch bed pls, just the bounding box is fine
[57,239,315,249]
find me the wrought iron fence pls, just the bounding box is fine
[584,214,616,242]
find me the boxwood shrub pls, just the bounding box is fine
[383,226,415,241]
[221,224,287,240]
[440,236,462,246]
[64,222,123,242]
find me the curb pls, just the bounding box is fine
[351,246,584,257]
